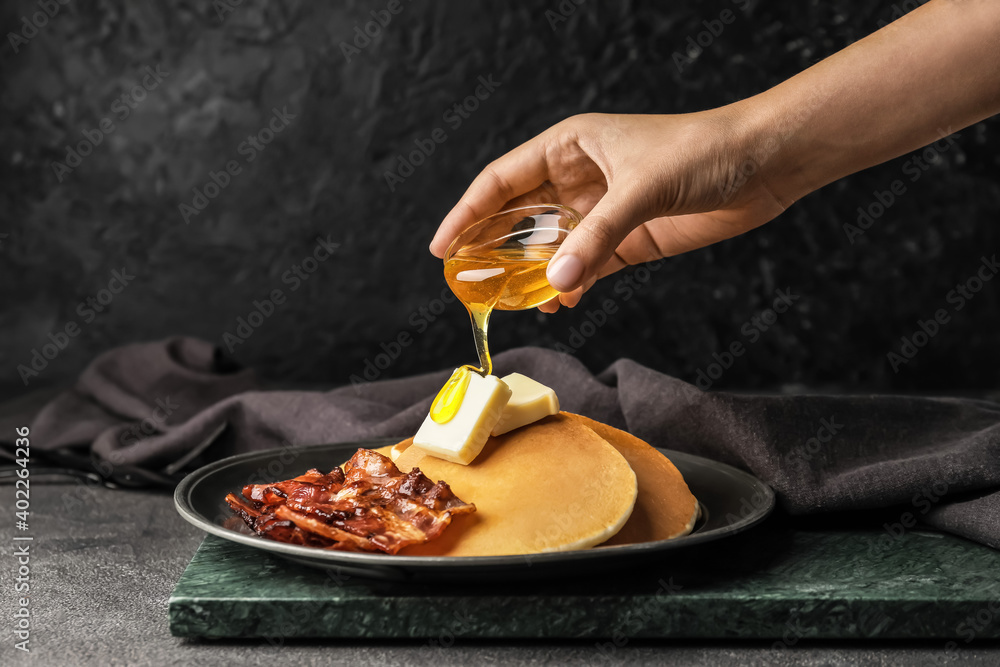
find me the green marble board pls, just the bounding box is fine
[169,517,1000,640]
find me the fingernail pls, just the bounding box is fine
[547,254,584,292]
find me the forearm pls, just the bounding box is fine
[739,0,1000,206]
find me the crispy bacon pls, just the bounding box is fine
[241,467,346,505]
[224,448,475,554]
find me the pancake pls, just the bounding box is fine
[394,413,637,557]
[371,444,395,459]
[563,413,698,544]
[389,440,409,461]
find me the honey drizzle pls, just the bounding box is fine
[436,246,560,420]
[429,365,475,424]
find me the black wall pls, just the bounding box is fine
[3,0,999,399]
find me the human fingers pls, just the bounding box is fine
[544,181,649,292]
[430,140,550,258]
[538,299,561,314]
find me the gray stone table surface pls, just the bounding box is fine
[2,482,1000,667]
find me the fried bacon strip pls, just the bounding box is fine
[224,448,475,554]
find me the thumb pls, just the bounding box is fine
[546,186,647,292]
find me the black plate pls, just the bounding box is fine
[174,440,774,581]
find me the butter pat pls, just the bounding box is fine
[413,372,512,465]
[492,373,560,436]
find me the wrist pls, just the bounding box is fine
[711,96,809,211]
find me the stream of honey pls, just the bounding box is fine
[429,246,560,423]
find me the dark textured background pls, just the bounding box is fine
[2,0,999,400]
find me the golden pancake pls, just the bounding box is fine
[371,444,395,459]
[389,440,409,461]
[395,414,637,557]
[564,412,698,544]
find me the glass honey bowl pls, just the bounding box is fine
[442,204,582,376]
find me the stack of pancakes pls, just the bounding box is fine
[373,412,698,557]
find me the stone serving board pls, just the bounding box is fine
[169,517,1000,640]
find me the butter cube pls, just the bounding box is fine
[491,373,560,436]
[413,373,512,465]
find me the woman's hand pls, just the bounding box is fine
[429,109,789,312]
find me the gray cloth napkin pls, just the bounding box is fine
[17,336,1000,549]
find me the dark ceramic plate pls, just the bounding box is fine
[174,439,774,581]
